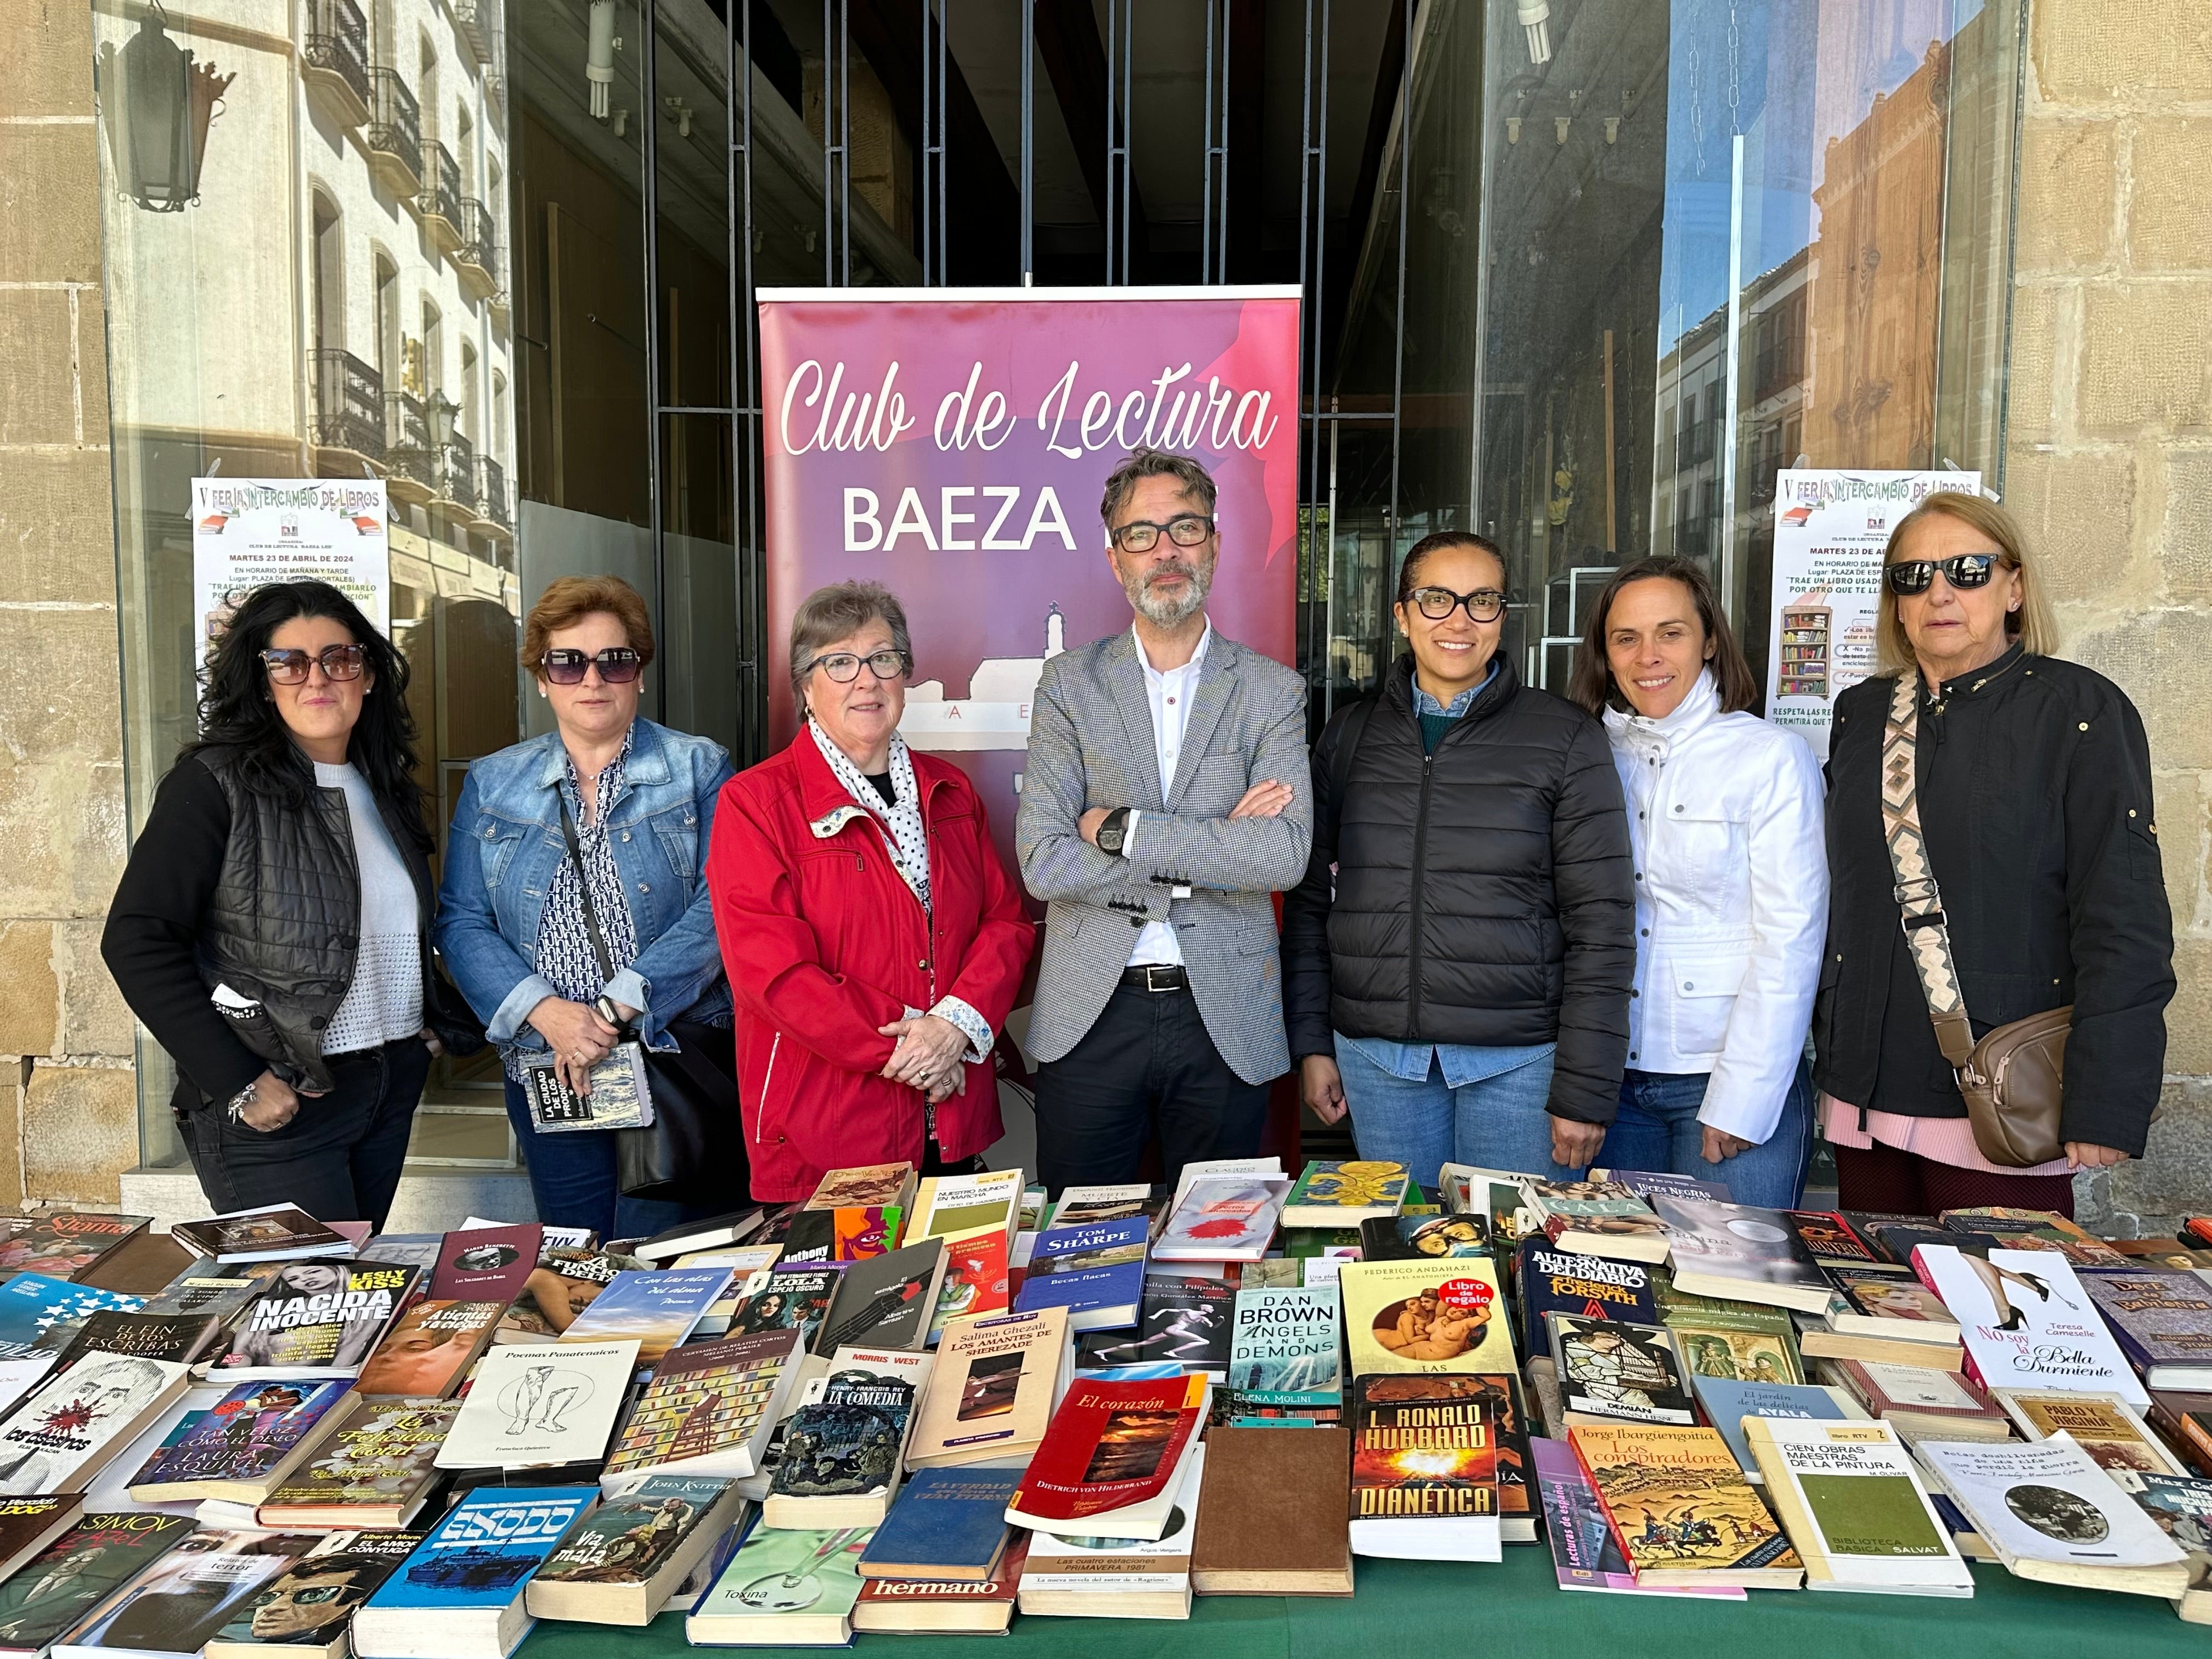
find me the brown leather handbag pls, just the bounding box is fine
[1878,675,2071,1167]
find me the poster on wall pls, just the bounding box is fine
[755,285,1303,870]
[190,478,391,664]
[1763,468,1981,758]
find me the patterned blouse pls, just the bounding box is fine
[505,727,642,1081]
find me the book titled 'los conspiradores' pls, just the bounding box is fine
[1005,1375,1207,1539]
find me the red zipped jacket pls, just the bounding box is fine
[707,732,1036,1200]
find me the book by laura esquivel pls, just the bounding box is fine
[212,1262,419,1379]
[127,1379,352,1499]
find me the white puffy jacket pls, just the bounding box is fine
[1602,670,1829,1143]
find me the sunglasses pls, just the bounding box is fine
[1110,514,1215,554]
[1407,585,1508,623]
[805,648,911,684]
[261,645,366,685]
[541,647,642,685]
[1884,554,2000,595]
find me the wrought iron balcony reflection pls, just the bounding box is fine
[383,390,435,504]
[309,349,385,470]
[453,0,499,65]
[475,453,510,532]
[420,140,462,250]
[302,0,371,126]
[454,199,500,298]
[433,432,478,514]
[365,68,421,198]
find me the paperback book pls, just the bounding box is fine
[1659,1290,1804,1384]
[1077,1275,1235,1373]
[435,1341,639,1471]
[1788,1211,1879,1263]
[1993,1388,2185,1475]
[1651,1194,1836,1312]
[815,1240,948,1353]
[1527,1437,1742,1599]
[211,1262,419,1380]
[1005,1374,1207,1539]
[1545,1314,1695,1424]
[906,1170,1024,1243]
[1568,1423,1804,1589]
[764,1347,933,1528]
[1820,1357,2010,1439]
[135,1265,278,1323]
[1047,1185,1165,1233]
[40,1311,227,1370]
[854,1539,1026,1634]
[1150,1178,1289,1263]
[354,1486,597,1659]
[426,1228,543,1304]
[1589,1169,1733,1205]
[926,1226,1010,1341]
[1348,1374,1500,1562]
[126,1379,353,1503]
[50,1529,314,1659]
[554,1268,731,1368]
[1356,1213,1490,1262]
[1687,1375,1864,1481]
[1017,1444,1205,1620]
[600,1328,806,1485]
[353,1301,503,1398]
[0,1216,150,1284]
[256,1398,460,1529]
[1339,1257,1515,1377]
[1911,1244,2147,1405]
[524,1475,742,1627]
[0,1514,194,1657]
[1920,1434,2189,1595]
[202,1530,423,1659]
[1821,1264,1961,1340]
[1188,1427,1354,1595]
[685,1522,872,1648]
[170,1207,351,1265]
[1279,1161,1409,1231]
[1940,1206,2129,1266]
[2079,1268,2212,1390]
[0,1498,82,1590]
[723,1265,842,1352]
[1224,1286,1341,1409]
[906,1305,1073,1469]
[1744,1418,1973,1595]
[1518,1180,1669,1264]
[1516,1239,1660,1359]
[1013,1218,1149,1332]
[856,1465,1019,1581]
[0,1351,191,1495]
[0,1276,145,1358]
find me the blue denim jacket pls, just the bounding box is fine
[435,718,736,1061]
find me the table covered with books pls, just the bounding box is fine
[0,1158,2208,1659]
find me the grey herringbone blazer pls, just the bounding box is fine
[1016,628,1312,1085]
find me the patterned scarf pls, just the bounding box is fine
[808,719,931,910]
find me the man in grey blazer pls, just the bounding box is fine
[1016,448,1312,1192]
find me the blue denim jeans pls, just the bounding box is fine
[1594,1059,1816,1210]
[1333,1037,1581,1189]
[503,1080,716,1245]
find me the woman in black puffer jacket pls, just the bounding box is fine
[1283,532,1635,1188]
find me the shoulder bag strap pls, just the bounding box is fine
[1878,674,1978,1069]
[555,793,620,994]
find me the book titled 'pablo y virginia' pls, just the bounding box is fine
[211,1262,419,1380]
[354,1487,597,1659]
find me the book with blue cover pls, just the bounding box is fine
[354,1486,596,1659]
[1013,1217,1148,1331]
[126,1377,356,1503]
[1517,1236,1661,1360]
[1686,1374,1861,1482]
[0,1274,144,1357]
[856,1466,1019,1581]
[555,1267,733,1368]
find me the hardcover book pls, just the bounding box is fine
[926,1226,1009,1340]
[631,1208,766,1266]
[435,1341,640,1471]
[1993,1388,2185,1475]
[1150,1178,1289,1263]
[0,1217,150,1285]
[1224,1286,1340,1408]
[856,1466,1018,1581]
[907,1170,1024,1244]
[126,1379,353,1503]
[1939,1206,2130,1266]
[0,1498,82,1593]
[1660,1291,1804,1385]
[815,1240,947,1354]
[1594,1170,1733,1205]
[1568,1422,1804,1588]
[2080,1268,2212,1389]
[171,1208,351,1265]
[1013,1218,1148,1332]
[1912,1244,2147,1405]
[806,1163,918,1211]
[0,1276,145,1359]
[906,1306,1073,1470]
[1357,1213,1490,1262]
[553,1268,730,1368]
[685,1522,872,1648]
[1687,1374,1864,1480]
[1822,1356,2008,1434]
[134,1263,278,1323]
[354,1486,597,1659]
[2113,1472,2212,1621]
[40,1312,225,1370]
[1077,1274,1235,1374]
[723,1265,842,1352]
[257,1398,460,1529]
[1744,1418,1973,1595]
[1188,1428,1353,1595]
[1348,1375,1499,1562]
[1545,1314,1695,1424]
[1339,1257,1515,1377]
[1920,1434,2189,1595]
[854,1536,1025,1634]
[427,1228,542,1304]
[600,1328,806,1485]
[1651,1194,1836,1312]
[1822,1264,1960,1336]
[202,1530,423,1659]
[1279,1161,1409,1231]
[523,1475,741,1627]
[0,1351,191,1496]
[353,1301,503,1399]
[1518,1180,1668,1264]
[0,1515,193,1657]
[50,1530,314,1659]
[763,1347,933,1527]
[1517,1239,1660,1359]
[1528,1436,1744,1599]
[1005,1375,1207,1539]
[210,1262,419,1380]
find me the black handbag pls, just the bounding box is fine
[555,796,747,1203]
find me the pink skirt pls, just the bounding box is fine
[1819,1092,2073,1178]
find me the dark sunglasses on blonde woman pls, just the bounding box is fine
[260,644,367,684]
[541,647,643,684]
[1884,553,1999,596]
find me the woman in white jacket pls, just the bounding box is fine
[1567,558,1828,1207]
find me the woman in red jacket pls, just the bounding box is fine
[706,582,1035,1201]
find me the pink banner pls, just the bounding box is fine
[758,286,1303,868]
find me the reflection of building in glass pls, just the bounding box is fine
[901,607,1065,752]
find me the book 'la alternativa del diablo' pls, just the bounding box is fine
[212,1262,419,1380]
[1518,1239,1661,1357]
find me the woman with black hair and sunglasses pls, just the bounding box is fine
[102,580,484,1228]
[1816,492,2174,1215]
[436,574,736,1240]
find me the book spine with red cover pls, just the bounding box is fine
[1908,1246,1992,1392]
[1011,1376,1206,1524]
[1566,1431,1647,1579]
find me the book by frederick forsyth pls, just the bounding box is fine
[353,1300,503,1398]
[0,1351,191,1496]
[1528,1436,1743,1599]
[906,1306,1072,1470]
[1911,1244,2148,1405]
[553,1268,731,1368]
[815,1241,948,1354]
[170,1207,352,1265]
[2079,1268,2212,1389]
[354,1486,596,1655]
[1077,1275,1235,1374]
[1546,1314,1696,1425]
[1568,1422,1804,1588]
[202,1530,423,1659]
[600,1328,806,1485]
[1651,1194,1836,1312]
[50,1529,315,1659]
[1516,1239,1661,1360]
[1339,1257,1515,1377]
[1279,1161,1409,1231]
[126,1379,353,1503]
[857,1466,1019,1580]
[210,1262,419,1380]
[426,1227,543,1304]
[1348,1374,1499,1561]
[0,1216,150,1285]
[0,1515,195,1657]
[435,1341,640,1471]
[1005,1375,1208,1538]
[0,1276,145,1359]
[1014,1219,1149,1332]
[257,1398,460,1529]
[1224,1286,1340,1408]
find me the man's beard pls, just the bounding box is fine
[1124,555,1214,626]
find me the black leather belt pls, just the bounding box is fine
[1120,964,1188,992]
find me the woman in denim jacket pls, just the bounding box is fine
[437,575,736,1240]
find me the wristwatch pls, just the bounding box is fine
[1096,806,1133,856]
[594,994,624,1028]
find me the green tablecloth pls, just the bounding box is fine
[521,1544,2209,1659]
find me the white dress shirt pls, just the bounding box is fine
[1603,668,1829,1143]
[1121,619,1211,967]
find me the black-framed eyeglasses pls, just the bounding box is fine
[804,648,911,684]
[541,647,643,685]
[1884,554,1999,595]
[1110,514,1215,554]
[261,645,366,684]
[1407,586,1508,623]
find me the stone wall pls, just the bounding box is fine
[2010,2,2212,1232]
[0,0,140,1205]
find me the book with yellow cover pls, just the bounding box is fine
[1993,1388,2186,1475]
[1567,1422,1804,1589]
[1338,1257,1515,1378]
